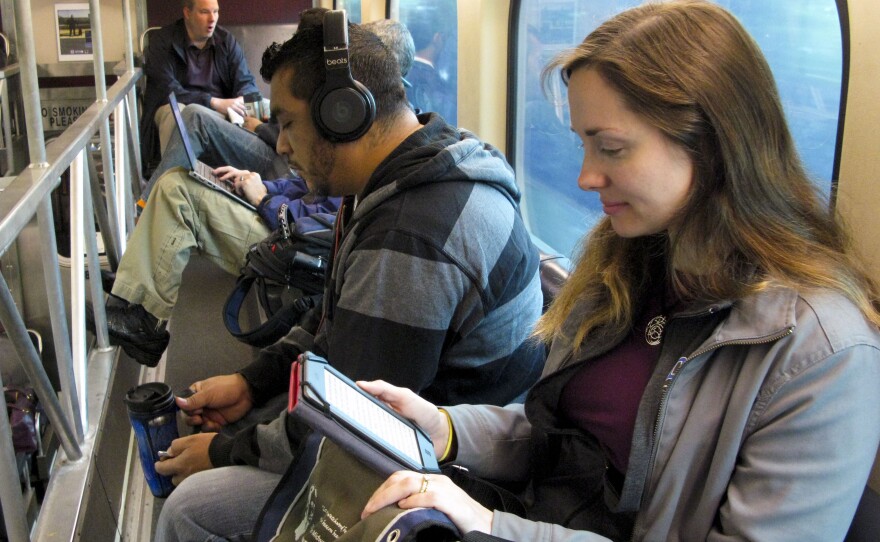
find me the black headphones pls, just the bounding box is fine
[311,10,376,142]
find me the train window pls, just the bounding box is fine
[398,0,458,125]
[511,0,845,259]
[335,0,362,23]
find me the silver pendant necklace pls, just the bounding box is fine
[645,315,667,346]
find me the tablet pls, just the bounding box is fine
[288,352,440,476]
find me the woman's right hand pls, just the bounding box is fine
[357,380,450,458]
[362,471,493,535]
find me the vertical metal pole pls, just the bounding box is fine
[82,153,111,352]
[38,194,85,442]
[124,93,144,199]
[135,0,148,45]
[88,0,108,127]
[69,151,91,434]
[0,370,29,541]
[13,0,46,165]
[87,149,120,270]
[1,79,13,176]
[114,100,134,234]
[121,0,143,184]
[121,0,135,73]
[118,0,139,229]
[88,0,124,253]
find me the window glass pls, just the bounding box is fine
[513,0,843,259]
[335,0,362,23]
[398,0,458,125]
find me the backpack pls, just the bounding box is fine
[223,204,335,348]
[252,432,522,542]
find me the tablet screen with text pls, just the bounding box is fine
[321,369,424,468]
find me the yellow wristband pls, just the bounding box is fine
[438,408,454,462]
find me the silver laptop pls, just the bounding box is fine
[167,92,257,211]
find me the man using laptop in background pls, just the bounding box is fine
[140,0,259,176]
[136,100,290,206]
[163,91,257,211]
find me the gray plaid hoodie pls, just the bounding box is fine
[210,113,544,469]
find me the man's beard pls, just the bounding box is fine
[302,139,336,198]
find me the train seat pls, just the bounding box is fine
[539,251,569,312]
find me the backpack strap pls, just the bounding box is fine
[222,274,321,348]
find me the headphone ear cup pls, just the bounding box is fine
[311,79,376,142]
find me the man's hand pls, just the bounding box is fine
[154,433,216,486]
[214,166,268,206]
[242,116,263,132]
[210,96,246,118]
[177,373,254,432]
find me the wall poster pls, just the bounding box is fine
[55,3,93,61]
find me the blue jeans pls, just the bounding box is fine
[141,104,290,201]
[154,466,282,542]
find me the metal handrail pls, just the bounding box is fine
[0,72,142,542]
[0,70,140,255]
[0,0,142,539]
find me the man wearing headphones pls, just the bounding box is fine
[153,9,543,541]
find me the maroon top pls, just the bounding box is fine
[559,293,666,474]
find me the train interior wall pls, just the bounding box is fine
[837,0,880,491]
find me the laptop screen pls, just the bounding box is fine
[167,92,199,171]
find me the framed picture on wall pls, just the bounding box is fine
[55,3,93,61]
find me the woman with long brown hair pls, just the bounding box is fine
[360,2,880,539]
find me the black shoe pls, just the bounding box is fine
[100,269,116,292]
[84,269,116,292]
[85,297,169,367]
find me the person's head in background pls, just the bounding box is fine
[260,8,416,198]
[405,8,446,65]
[536,0,880,346]
[182,0,219,44]
[363,19,416,78]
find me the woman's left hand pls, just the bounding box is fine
[362,471,493,535]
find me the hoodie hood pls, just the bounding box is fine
[352,113,520,221]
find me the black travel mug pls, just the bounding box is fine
[124,382,179,498]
